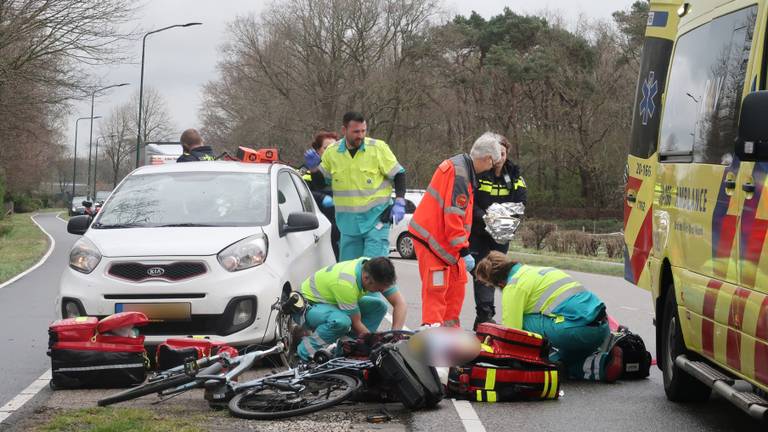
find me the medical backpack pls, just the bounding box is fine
[47,312,149,389]
[447,323,561,402]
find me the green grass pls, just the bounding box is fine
[0,213,49,284]
[508,243,622,264]
[38,408,209,432]
[508,250,624,277]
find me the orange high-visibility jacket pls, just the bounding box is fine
[409,154,476,265]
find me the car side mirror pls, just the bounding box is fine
[82,201,92,208]
[283,212,318,234]
[736,90,768,161]
[67,215,92,235]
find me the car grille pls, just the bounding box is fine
[108,262,207,282]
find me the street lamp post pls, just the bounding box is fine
[88,83,130,199]
[93,135,116,199]
[135,22,202,168]
[72,115,101,199]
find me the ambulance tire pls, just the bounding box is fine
[661,287,712,402]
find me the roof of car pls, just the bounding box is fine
[132,161,281,175]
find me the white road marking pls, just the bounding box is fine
[0,214,57,423]
[383,313,486,432]
[620,306,639,311]
[55,212,67,223]
[0,213,56,291]
[452,399,487,432]
[0,369,51,424]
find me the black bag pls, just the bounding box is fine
[613,328,652,380]
[370,340,443,409]
[49,342,147,389]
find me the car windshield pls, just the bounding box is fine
[94,171,270,228]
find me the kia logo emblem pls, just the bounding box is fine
[147,267,165,277]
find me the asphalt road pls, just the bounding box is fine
[0,213,78,408]
[390,259,764,432]
[0,215,763,431]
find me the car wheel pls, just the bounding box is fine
[661,284,711,402]
[397,233,415,259]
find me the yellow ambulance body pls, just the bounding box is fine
[625,0,768,420]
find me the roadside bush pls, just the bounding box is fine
[517,227,538,249]
[525,221,556,250]
[11,194,43,213]
[0,223,11,237]
[0,170,5,220]
[603,235,625,258]
[572,232,599,256]
[546,231,573,254]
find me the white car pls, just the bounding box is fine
[389,190,424,259]
[59,161,335,346]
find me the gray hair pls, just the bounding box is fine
[469,132,503,162]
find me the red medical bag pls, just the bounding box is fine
[48,312,149,389]
[155,337,238,371]
[474,322,551,366]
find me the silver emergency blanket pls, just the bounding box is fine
[482,202,525,243]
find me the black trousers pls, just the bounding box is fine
[469,236,509,330]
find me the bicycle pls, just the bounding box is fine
[98,291,304,407]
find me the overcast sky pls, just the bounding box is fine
[67,0,637,152]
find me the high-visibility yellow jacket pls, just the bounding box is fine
[501,265,602,330]
[318,137,403,235]
[301,258,397,316]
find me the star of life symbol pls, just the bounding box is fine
[640,71,658,126]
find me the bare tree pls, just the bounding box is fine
[131,87,175,146]
[100,104,134,188]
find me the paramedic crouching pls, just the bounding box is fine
[298,257,407,361]
[475,251,622,382]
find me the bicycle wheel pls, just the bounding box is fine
[275,311,303,368]
[97,373,194,406]
[228,373,360,420]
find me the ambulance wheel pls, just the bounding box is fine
[397,233,415,259]
[661,286,711,402]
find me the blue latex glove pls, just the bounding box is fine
[304,149,321,170]
[462,254,476,272]
[322,195,334,208]
[391,198,406,224]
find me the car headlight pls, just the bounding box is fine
[69,237,102,274]
[218,234,268,272]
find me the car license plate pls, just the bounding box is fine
[115,303,191,321]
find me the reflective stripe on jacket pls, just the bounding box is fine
[408,154,475,265]
[301,258,366,315]
[501,265,586,329]
[319,137,403,215]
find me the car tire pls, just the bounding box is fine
[661,284,712,402]
[397,233,415,259]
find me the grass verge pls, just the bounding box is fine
[37,407,208,432]
[508,250,624,277]
[0,213,49,284]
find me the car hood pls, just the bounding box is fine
[86,227,265,257]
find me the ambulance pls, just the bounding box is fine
[624,0,768,420]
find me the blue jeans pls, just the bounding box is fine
[339,223,390,260]
[297,294,388,361]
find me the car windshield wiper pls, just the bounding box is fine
[91,223,144,229]
[155,223,217,227]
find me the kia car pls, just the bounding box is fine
[389,190,423,259]
[59,160,334,346]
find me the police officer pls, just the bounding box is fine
[177,128,215,162]
[475,251,623,382]
[301,131,341,261]
[304,112,406,260]
[469,135,527,329]
[298,256,407,361]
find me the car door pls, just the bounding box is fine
[276,170,332,289]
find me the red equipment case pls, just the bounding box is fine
[155,337,238,371]
[48,312,149,389]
